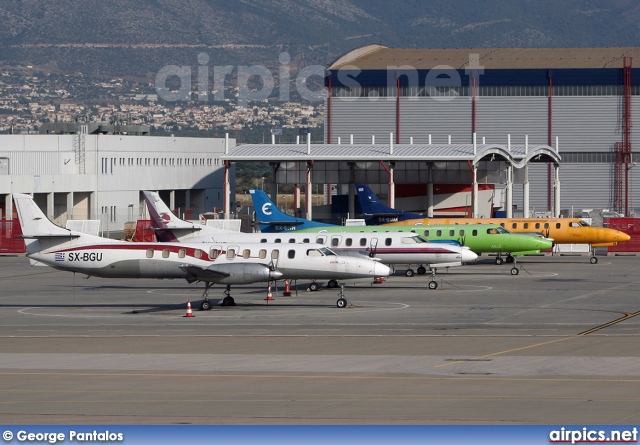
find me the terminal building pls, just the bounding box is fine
[0,125,235,232]
[323,45,640,216]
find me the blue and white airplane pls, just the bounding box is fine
[250,189,333,232]
[355,184,423,225]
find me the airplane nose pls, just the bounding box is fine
[270,269,284,280]
[618,231,631,242]
[461,247,478,262]
[374,262,391,277]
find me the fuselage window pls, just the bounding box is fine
[436,230,442,236]
[449,230,455,236]
[332,238,340,247]
[288,249,296,259]
[524,223,529,229]
[194,249,202,259]
[472,230,478,236]
[385,238,392,246]
[243,249,251,259]
[346,238,353,246]
[303,238,310,243]
[226,249,235,260]
[259,249,267,259]
[315,237,325,244]
[178,249,186,259]
[535,223,541,229]
[512,223,517,229]
[544,223,549,229]
[556,223,561,229]
[500,223,506,228]
[289,238,295,243]
[146,249,154,258]
[271,249,279,260]
[459,229,465,236]
[162,249,170,259]
[360,238,367,247]
[275,238,282,243]
[208,249,218,259]
[260,238,267,243]
[423,230,429,236]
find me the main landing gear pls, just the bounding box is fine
[200,283,235,311]
[590,246,598,264]
[405,265,428,277]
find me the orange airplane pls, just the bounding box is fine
[385,217,630,264]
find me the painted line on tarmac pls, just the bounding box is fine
[579,310,640,336]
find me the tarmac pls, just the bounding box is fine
[1,253,640,424]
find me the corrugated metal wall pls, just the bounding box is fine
[553,96,620,152]
[325,89,640,212]
[477,97,548,145]
[399,97,471,144]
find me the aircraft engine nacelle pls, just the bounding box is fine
[210,263,283,284]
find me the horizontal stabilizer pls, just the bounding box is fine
[260,220,304,226]
[19,234,80,239]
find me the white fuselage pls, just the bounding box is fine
[27,238,389,282]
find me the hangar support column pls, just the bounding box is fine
[427,163,434,217]
[306,161,313,220]
[523,165,530,218]
[554,164,561,218]
[506,164,513,218]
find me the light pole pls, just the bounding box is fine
[261,177,265,190]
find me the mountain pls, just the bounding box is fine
[0,0,638,79]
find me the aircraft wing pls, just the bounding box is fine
[179,264,230,283]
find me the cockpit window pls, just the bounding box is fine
[306,249,321,257]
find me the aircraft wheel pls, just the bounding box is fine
[428,281,438,290]
[327,280,338,288]
[336,298,347,308]
[222,296,235,306]
[495,257,504,265]
[200,300,212,311]
[405,269,415,277]
[308,282,319,292]
[417,266,427,275]
[506,255,515,263]
[510,267,519,276]
[590,256,598,264]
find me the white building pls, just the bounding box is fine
[0,134,236,231]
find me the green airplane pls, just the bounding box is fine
[298,223,554,276]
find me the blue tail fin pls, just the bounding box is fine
[249,189,333,232]
[356,184,424,225]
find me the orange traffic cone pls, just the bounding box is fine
[183,300,195,317]
[265,283,274,301]
[283,279,292,297]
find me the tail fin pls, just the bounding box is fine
[249,189,332,232]
[356,184,423,225]
[143,191,237,242]
[13,193,91,255]
[14,193,76,238]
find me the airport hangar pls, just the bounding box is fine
[223,46,640,221]
[0,124,236,232]
[318,45,640,218]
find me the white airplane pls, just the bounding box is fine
[143,191,478,289]
[14,193,390,309]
